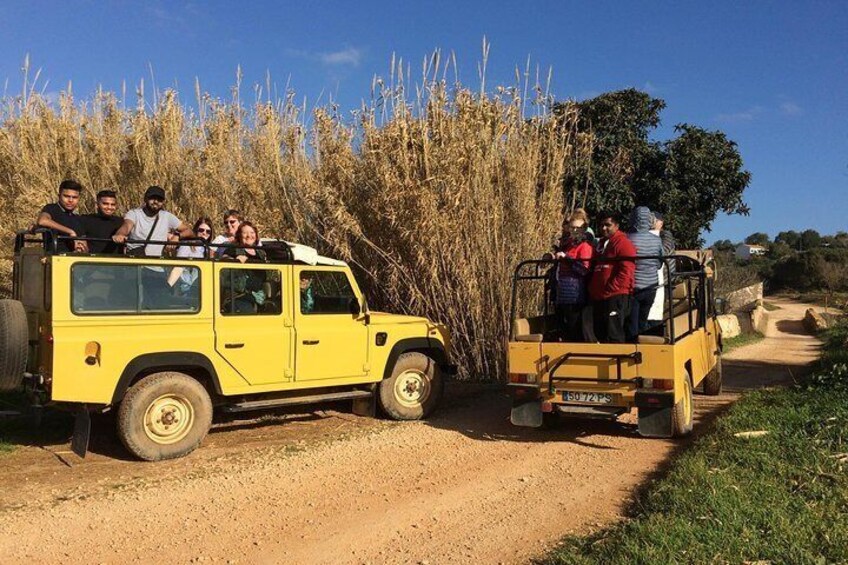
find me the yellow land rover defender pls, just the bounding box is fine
[1,231,453,461]
[507,251,721,437]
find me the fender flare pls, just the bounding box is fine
[382,338,450,381]
[111,352,223,404]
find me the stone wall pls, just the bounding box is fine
[725,282,764,313]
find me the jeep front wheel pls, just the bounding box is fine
[117,372,213,461]
[379,352,442,420]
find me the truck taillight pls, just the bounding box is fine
[508,373,537,384]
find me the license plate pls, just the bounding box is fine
[561,391,613,404]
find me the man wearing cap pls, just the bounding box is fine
[112,186,193,257]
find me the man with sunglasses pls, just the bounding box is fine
[112,185,194,257]
[81,189,124,254]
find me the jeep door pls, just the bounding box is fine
[214,264,293,385]
[293,267,368,381]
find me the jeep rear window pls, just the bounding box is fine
[71,264,201,315]
[300,270,355,315]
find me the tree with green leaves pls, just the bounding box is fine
[745,232,771,247]
[555,89,751,247]
[713,239,735,252]
[800,229,822,250]
[775,230,800,249]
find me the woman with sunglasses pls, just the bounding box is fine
[167,217,214,295]
[210,209,242,256]
[551,212,595,342]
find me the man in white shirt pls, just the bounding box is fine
[112,186,194,256]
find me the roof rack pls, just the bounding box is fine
[14,230,346,267]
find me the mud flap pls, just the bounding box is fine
[511,398,543,428]
[71,405,91,458]
[352,385,377,417]
[637,407,673,438]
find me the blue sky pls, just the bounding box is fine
[1,1,846,244]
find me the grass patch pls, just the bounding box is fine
[762,301,781,311]
[539,320,848,565]
[722,331,764,353]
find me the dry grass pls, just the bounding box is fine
[0,51,591,380]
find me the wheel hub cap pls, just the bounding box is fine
[394,370,431,408]
[144,394,194,445]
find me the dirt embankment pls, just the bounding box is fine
[0,298,822,564]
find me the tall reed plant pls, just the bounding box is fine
[0,52,591,380]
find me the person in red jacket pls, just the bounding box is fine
[551,213,595,341]
[587,212,636,343]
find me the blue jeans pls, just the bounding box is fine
[629,287,657,341]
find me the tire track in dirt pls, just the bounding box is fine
[0,298,822,564]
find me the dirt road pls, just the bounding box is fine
[0,298,823,564]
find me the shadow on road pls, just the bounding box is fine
[775,318,810,336]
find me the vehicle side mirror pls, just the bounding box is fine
[348,297,361,316]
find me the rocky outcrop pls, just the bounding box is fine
[803,308,828,333]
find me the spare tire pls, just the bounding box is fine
[0,299,28,392]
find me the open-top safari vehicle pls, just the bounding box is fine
[0,230,453,461]
[507,251,722,437]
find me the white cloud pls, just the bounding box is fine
[780,101,802,116]
[715,105,765,123]
[286,47,364,68]
[643,81,659,94]
[320,48,362,67]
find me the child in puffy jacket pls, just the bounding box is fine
[552,213,595,341]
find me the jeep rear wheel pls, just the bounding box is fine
[672,371,694,437]
[0,299,28,392]
[117,372,213,461]
[379,352,442,420]
[703,354,723,396]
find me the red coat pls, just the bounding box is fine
[588,230,637,301]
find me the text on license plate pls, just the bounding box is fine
[561,391,613,404]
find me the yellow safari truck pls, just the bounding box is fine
[507,252,722,437]
[1,231,453,461]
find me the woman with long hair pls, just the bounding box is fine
[166,216,214,299]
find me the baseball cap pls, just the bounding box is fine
[144,185,166,200]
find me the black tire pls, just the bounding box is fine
[542,411,561,429]
[703,354,723,396]
[0,299,28,392]
[117,372,213,461]
[379,352,443,420]
[672,371,694,437]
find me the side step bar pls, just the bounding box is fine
[221,389,373,413]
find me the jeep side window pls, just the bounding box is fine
[220,268,282,316]
[300,270,355,315]
[71,263,200,314]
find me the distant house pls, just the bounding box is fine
[735,243,767,261]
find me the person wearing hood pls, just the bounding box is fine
[627,206,664,340]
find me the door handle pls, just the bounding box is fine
[302,340,320,345]
[225,343,245,349]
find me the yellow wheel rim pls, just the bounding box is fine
[394,369,431,408]
[143,393,195,445]
[683,377,693,427]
